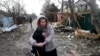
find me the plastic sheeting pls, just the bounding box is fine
[2,24,18,32]
[1,17,18,32]
[2,17,14,27]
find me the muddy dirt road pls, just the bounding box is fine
[0,23,72,56]
[0,22,100,56]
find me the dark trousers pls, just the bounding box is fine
[32,46,57,56]
[45,49,58,56]
[31,46,45,56]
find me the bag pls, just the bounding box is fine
[31,53,36,56]
[31,46,40,56]
[31,46,37,56]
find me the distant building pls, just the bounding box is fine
[75,0,90,12]
[61,0,90,13]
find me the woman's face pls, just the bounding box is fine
[40,19,46,28]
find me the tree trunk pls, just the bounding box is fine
[68,0,81,28]
[69,0,75,27]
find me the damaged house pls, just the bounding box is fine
[53,0,100,39]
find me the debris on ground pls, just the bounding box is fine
[55,32,100,56]
[74,29,100,39]
[2,24,18,32]
[0,23,100,56]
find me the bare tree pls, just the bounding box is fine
[0,0,12,16]
[42,1,59,22]
[41,0,50,14]
[0,0,25,17]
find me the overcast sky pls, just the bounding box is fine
[23,0,78,15]
[23,0,43,15]
[22,0,100,15]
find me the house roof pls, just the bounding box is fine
[0,10,8,16]
[75,0,87,5]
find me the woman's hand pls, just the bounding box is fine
[42,32,46,37]
[36,42,45,47]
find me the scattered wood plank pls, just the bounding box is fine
[74,29,100,39]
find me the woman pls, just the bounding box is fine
[29,15,57,56]
[31,27,45,56]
